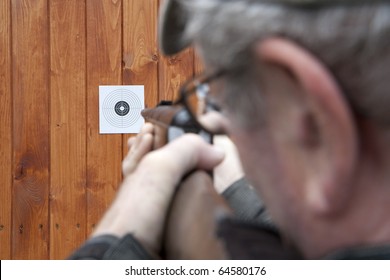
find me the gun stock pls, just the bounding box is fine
[141,103,230,259]
[164,170,230,259]
[141,106,181,149]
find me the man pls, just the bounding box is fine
[71,0,390,259]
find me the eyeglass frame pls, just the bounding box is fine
[173,69,227,135]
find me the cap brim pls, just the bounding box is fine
[159,0,191,55]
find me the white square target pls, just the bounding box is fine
[99,85,145,134]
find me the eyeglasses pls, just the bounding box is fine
[173,69,228,135]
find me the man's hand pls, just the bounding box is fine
[92,126,225,255]
[122,123,154,177]
[213,136,245,194]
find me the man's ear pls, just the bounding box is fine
[254,37,358,215]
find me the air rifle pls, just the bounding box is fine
[141,101,230,259]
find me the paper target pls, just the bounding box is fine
[99,86,144,134]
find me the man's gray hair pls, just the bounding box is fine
[179,0,390,125]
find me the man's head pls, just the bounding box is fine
[160,0,390,258]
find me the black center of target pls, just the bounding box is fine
[114,101,130,116]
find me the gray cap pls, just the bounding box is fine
[159,0,389,55]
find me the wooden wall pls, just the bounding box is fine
[0,0,202,260]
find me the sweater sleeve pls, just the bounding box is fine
[221,177,277,232]
[69,178,276,260]
[68,233,155,260]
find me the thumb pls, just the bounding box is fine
[139,133,225,186]
[164,133,225,170]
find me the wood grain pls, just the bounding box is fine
[49,0,87,259]
[0,0,208,259]
[123,0,158,108]
[0,0,12,260]
[158,0,194,102]
[122,0,159,154]
[194,52,205,75]
[11,0,50,259]
[159,48,194,101]
[86,0,123,236]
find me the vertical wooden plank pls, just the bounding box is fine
[86,0,123,236]
[158,0,194,102]
[122,0,159,153]
[11,0,50,259]
[123,0,158,109]
[49,0,87,259]
[0,0,12,260]
[159,49,194,101]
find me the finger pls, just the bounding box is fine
[129,133,153,170]
[198,111,231,135]
[213,135,245,193]
[123,133,154,176]
[162,134,225,171]
[138,134,225,187]
[127,137,136,150]
[130,123,154,151]
[214,135,242,161]
[126,122,153,151]
[141,122,154,135]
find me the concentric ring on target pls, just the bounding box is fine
[115,101,130,116]
[102,89,142,128]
